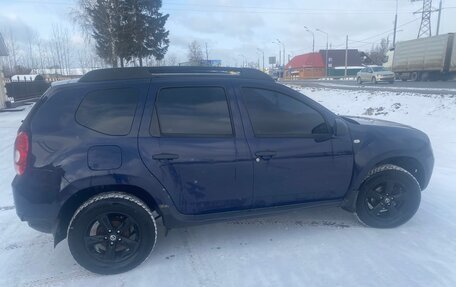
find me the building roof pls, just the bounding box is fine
[318,49,362,67]
[285,53,324,69]
[0,33,8,56]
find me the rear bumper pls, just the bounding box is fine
[12,172,61,234]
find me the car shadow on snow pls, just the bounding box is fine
[150,206,364,259]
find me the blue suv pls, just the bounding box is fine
[12,67,434,274]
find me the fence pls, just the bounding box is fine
[6,80,50,101]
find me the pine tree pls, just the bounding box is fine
[129,0,169,66]
[76,0,169,67]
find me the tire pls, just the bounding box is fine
[356,164,421,228]
[371,77,377,84]
[411,72,420,82]
[388,80,394,84]
[357,77,362,84]
[68,192,157,274]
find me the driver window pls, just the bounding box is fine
[241,88,329,137]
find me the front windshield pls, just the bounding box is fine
[372,66,386,72]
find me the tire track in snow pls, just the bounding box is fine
[20,270,94,287]
[0,206,15,212]
[1,237,53,251]
[226,218,357,229]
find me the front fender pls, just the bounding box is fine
[341,122,433,211]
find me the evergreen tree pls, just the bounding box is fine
[129,0,169,66]
[76,0,169,67]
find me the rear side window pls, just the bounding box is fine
[155,87,232,136]
[242,88,328,137]
[76,88,139,136]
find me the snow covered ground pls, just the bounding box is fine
[1,88,456,287]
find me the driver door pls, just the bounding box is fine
[237,85,347,207]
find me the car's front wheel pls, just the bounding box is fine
[357,77,362,84]
[371,77,377,84]
[356,164,421,228]
[68,192,157,274]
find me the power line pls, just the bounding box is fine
[332,17,421,49]
[7,0,438,15]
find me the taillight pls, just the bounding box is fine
[14,131,29,175]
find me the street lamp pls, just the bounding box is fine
[316,28,329,78]
[257,48,265,71]
[272,41,281,67]
[304,26,315,53]
[276,39,286,67]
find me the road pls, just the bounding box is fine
[281,79,456,95]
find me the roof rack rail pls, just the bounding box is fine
[79,66,273,82]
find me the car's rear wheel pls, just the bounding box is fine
[357,77,362,84]
[68,192,157,274]
[356,164,421,228]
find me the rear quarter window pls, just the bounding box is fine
[75,88,139,136]
[31,88,82,133]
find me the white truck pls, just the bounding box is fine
[384,33,456,81]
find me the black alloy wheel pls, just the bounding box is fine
[83,213,141,263]
[68,193,157,274]
[356,165,421,228]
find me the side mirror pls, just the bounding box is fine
[334,117,348,137]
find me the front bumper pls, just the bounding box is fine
[376,76,394,82]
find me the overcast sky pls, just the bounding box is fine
[1,0,456,66]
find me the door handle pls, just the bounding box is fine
[255,151,277,160]
[152,153,179,161]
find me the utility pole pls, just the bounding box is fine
[273,41,281,67]
[316,29,329,78]
[238,54,246,67]
[205,42,209,62]
[436,0,442,35]
[345,35,348,77]
[393,0,398,47]
[257,48,265,71]
[273,40,282,70]
[276,39,286,77]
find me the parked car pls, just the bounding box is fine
[357,66,395,84]
[13,67,434,274]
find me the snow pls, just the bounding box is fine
[1,87,456,286]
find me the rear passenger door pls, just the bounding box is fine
[138,82,253,215]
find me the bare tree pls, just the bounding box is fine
[367,38,388,66]
[26,30,38,70]
[50,25,71,75]
[166,54,177,66]
[187,41,203,64]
